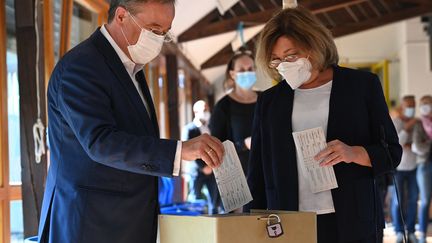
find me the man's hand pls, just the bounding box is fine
[181,134,224,168]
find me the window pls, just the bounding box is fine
[1,1,24,243]
[70,2,98,49]
[7,51,20,185]
[10,201,23,243]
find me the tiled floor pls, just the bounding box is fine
[383,224,432,243]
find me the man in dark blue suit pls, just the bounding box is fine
[37,1,224,242]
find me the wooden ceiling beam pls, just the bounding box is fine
[193,9,221,28]
[162,43,209,83]
[399,0,432,7]
[178,7,276,42]
[345,6,360,22]
[378,0,392,13]
[366,1,382,17]
[252,0,266,11]
[201,1,432,70]
[331,3,432,37]
[178,0,368,43]
[239,0,252,14]
[307,0,367,14]
[201,37,257,69]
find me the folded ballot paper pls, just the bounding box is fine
[292,127,338,193]
[213,140,253,212]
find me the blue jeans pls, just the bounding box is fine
[391,169,418,233]
[417,162,432,234]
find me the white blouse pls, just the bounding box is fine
[292,81,335,215]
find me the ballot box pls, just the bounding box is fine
[158,211,317,243]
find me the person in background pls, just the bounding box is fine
[38,1,225,242]
[245,6,402,243]
[209,49,258,177]
[391,95,419,243]
[412,95,432,243]
[182,100,219,214]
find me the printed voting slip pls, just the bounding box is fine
[292,127,338,193]
[213,140,253,213]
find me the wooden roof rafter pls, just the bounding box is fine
[179,0,368,43]
[199,0,432,69]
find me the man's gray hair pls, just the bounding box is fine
[108,0,176,23]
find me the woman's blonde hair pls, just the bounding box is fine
[256,6,339,80]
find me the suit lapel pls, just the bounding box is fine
[136,71,160,137]
[326,65,343,142]
[273,82,299,210]
[90,29,157,136]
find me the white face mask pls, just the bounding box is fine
[404,107,415,118]
[276,57,312,90]
[420,105,432,116]
[121,13,165,65]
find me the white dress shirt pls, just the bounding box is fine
[100,25,181,176]
[292,81,335,215]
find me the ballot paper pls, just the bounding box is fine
[292,127,338,193]
[213,140,253,213]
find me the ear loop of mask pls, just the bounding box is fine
[121,12,143,46]
[119,12,138,46]
[120,27,132,46]
[128,12,144,29]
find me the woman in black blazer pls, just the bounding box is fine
[245,6,402,243]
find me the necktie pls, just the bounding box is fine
[135,70,159,135]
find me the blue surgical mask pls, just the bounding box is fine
[235,71,257,90]
[404,107,415,118]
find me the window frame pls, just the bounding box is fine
[59,0,108,57]
[1,0,23,242]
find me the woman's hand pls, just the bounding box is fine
[314,139,371,167]
[244,137,252,150]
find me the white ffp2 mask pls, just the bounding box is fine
[276,58,312,90]
[420,105,432,116]
[121,13,165,65]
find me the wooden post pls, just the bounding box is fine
[166,54,180,140]
[43,0,54,89]
[165,54,184,202]
[14,0,48,238]
[190,78,200,105]
[0,1,11,242]
[59,0,73,57]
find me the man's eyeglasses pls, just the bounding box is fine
[128,11,174,43]
[269,54,300,68]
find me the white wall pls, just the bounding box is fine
[399,18,432,101]
[334,17,431,104]
[334,21,404,104]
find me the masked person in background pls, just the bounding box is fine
[412,95,432,243]
[245,6,402,243]
[391,95,419,243]
[182,100,220,214]
[209,49,259,177]
[38,1,225,243]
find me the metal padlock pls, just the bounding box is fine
[266,214,284,238]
